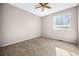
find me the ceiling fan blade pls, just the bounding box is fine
[45,6,51,9]
[35,6,42,9]
[44,3,48,6]
[39,3,44,6]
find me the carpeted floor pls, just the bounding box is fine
[0,37,79,56]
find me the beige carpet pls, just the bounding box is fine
[0,37,79,56]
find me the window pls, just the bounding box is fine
[53,13,71,30]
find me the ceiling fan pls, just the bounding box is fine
[35,3,51,11]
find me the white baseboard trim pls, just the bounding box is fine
[2,36,41,47]
[2,36,78,47]
[43,36,77,44]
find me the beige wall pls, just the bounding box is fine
[1,4,41,46]
[0,3,78,46]
[0,4,2,47]
[42,7,78,43]
[78,5,79,45]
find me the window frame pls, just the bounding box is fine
[53,13,71,30]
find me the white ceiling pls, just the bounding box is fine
[9,3,78,17]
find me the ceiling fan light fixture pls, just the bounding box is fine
[35,3,51,11]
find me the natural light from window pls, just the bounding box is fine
[53,13,71,30]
